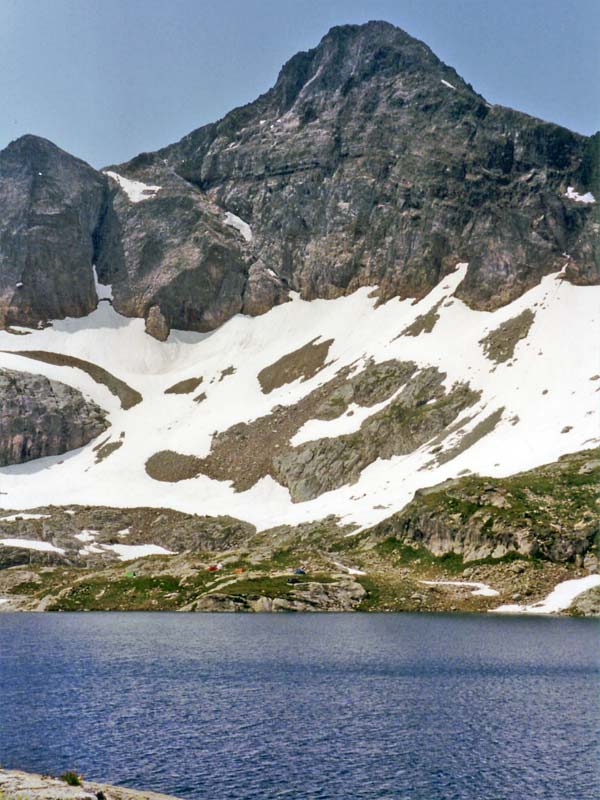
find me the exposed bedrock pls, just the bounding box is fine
[1,22,598,339]
[0,135,113,328]
[0,368,108,466]
[148,358,480,502]
[366,449,600,563]
[120,21,598,320]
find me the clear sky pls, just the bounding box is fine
[1,0,598,168]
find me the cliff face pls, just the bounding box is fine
[1,22,597,338]
[115,20,598,331]
[366,449,600,565]
[0,135,113,328]
[0,368,108,466]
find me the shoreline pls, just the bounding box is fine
[0,769,180,800]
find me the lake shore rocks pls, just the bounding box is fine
[0,769,181,800]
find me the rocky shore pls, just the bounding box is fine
[0,770,180,800]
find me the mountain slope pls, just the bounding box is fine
[0,21,598,612]
[0,262,597,534]
[1,22,597,339]
[109,20,598,336]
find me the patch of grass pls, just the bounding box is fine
[49,574,183,611]
[355,576,382,610]
[8,580,43,594]
[61,772,81,787]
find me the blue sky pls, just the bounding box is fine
[1,0,598,167]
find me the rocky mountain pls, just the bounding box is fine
[0,21,598,614]
[0,21,597,339]
[0,135,112,329]
[0,367,107,466]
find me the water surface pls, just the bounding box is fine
[0,613,598,799]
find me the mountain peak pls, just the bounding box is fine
[270,19,466,114]
[1,134,95,174]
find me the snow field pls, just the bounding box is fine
[0,263,597,534]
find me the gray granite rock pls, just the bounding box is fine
[1,22,597,338]
[0,368,108,466]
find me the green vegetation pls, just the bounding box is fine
[213,573,334,599]
[49,574,183,611]
[374,537,532,572]
[60,772,81,787]
[418,450,599,532]
[367,448,599,565]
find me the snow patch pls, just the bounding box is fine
[441,79,457,90]
[224,212,252,242]
[0,538,64,554]
[420,580,499,597]
[332,561,366,576]
[79,544,105,556]
[74,530,98,543]
[565,186,595,204]
[490,574,600,614]
[0,263,598,533]
[104,171,161,203]
[93,266,113,302]
[0,513,50,522]
[101,543,176,561]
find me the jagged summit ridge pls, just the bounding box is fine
[267,20,473,115]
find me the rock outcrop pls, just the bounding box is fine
[0,769,181,800]
[1,22,597,338]
[0,135,112,328]
[366,449,600,563]
[0,368,108,466]
[190,576,366,612]
[117,20,598,323]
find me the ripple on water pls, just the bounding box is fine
[0,613,598,800]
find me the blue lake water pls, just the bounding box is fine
[0,612,598,800]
